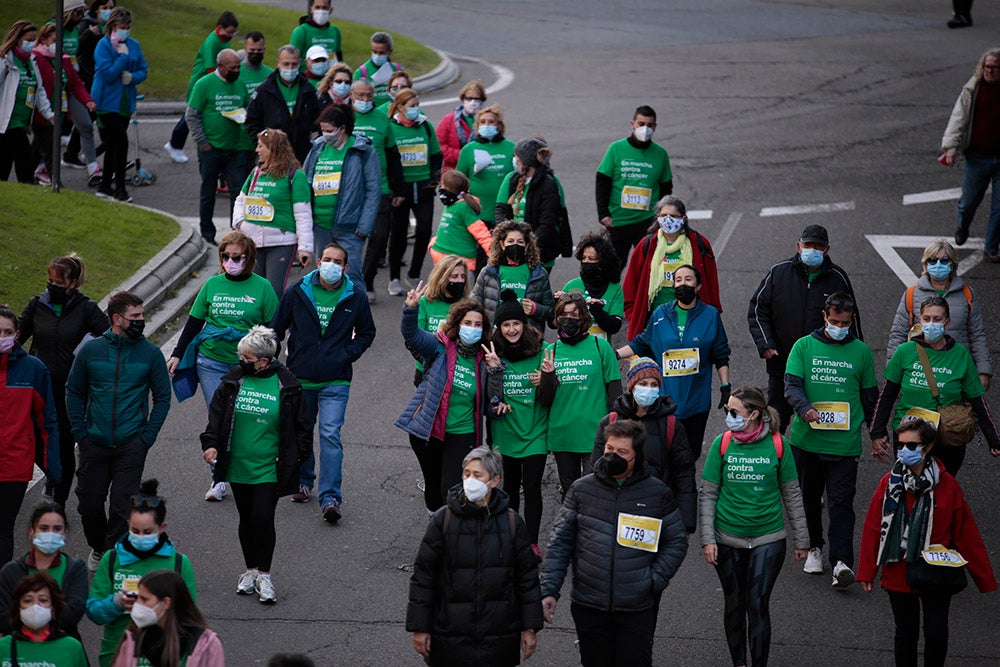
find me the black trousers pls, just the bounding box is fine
[952,0,972,16]
[230,482,279,572]
[766,373,794,434]
[48,379,78,506]
[409,432,477,511]
[607,221,650,266]
[714,540,786,667]
[0,482,29,564]
[570,602,657,667]
[554,452,593,502]
[32,124,53,173]
[792,447,858,567]
[887,590,952,667]
[362,194,392,289]
[501,453,546,544]
[75,438,148,552]
[97,112,129,190]
[0,127,35,183]
[390,182,435,281]
[680,410,711,460]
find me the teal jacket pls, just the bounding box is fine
[65,330,171,448]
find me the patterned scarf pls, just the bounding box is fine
[877,458,939,565]
[648,231,693,306]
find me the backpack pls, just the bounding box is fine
[719,430,784,458]
[607,410,676,450]
[107,549,184,579]
[906,284,972,327]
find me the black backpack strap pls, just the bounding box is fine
[175,552,183,573]
[10,633,18,666]
[107,548,116,580]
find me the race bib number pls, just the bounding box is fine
[60,91,68,113]
[902,407,941,430]
[660,258,685,287]
[617,513,662,552]
[121,577,141,593]
[313,171,341,196]
[621,185,652,211]
[222,107,247,124]
[588,324,607,340]
[25,86,35,109]
[244,196,275,222]
[662,348,700,376]
[810,401,850,431]
[400,143,428,167]
[921,545,968,567]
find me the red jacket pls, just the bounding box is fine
[622,229,721,340]
[0,346,60,483]
[31,48,93,126]
[857,462,997,594]
[436,106,473,173]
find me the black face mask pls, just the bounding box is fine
[557,317,581,338]
[446,281,465,299]
[246,52,264,67]
[47,282,69,304]
[437,188,461,207]
[674,284,697,305]
[122,318,145,339]
[223,68,240,83]
[240,360,259,375]
[504,244,527,265]
[601,452,629,476]
[580,262,602,280]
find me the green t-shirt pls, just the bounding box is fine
[392,120,441,183]
[278,80,298,116]
[650,249,685,308]
[10,57,35,130]
[290,22,342,71]
[492,353,548,457]
[186,30,228,102]
[456,139,516,217]
[27,552,68,586]
[52,304,63,317]
[496,171,528,223]
[546,336,621,453]
[675,306,688,339]
[596,137,672,227]
[432,200,483,259]
[240,167,311,233]
[785,334,877,456]
[498,263,531,299]
[62,30,80,58]
[190,274,279,364]
[298,279,351,390]
[0,635,87,667]
[352,58,403,107]
[445,353,477,434]
[188,72,249,152]
[702,432,798,537]
[884,340,984,430]
[353,108,394,195]
[310,137,355,228]
[562,278,624,340]
[89,549,196,667]
[416,297,451,372]
[229,373,281,484]
[239,63,273,100]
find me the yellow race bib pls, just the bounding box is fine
[400,143,428,167]
[621,185,652,211]
[662,348,700,376]
[313,171,341,196]
[921,545,968,567]
[221,107,247,124]
[660,257,685,287]
[244,197,275,222]
[617,513,662,552]
[25,86,35,109]
[809,401,850,431]
[902,407,941,429]
[121,577,141,594]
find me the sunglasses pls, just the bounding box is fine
[221,253,246,262]
[928,257,951,265]
[827,297,855,310]
[333,78,351,85]
[129,495,162,510]
[724,408,744,418]
[899,440,924,451]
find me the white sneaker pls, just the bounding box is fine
[255,573,277,604]
[832,561,855,589]
[87,549,104,573]
[205,482,228,501]
[236,569,258,595]
[387,279,404,296]
[163,141,189,164]
[803,547,824,574]
[366,290,377,304]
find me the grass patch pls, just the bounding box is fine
[0,0,439,99]
[0,182,178,310]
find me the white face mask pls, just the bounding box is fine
[633,125,654,142]
[130,601,162,628]
[462,99,482,116]
[20,603,52,630]
[312,8,330,24]
[463,477,489,502]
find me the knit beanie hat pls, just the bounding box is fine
[494,289,527,326]
[626,356,661,393]
[514,138,547,168]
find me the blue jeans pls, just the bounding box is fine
[314,226,367,290]
[196,352,234,412]
[957,151,1000,253]
[197,147,247,239]
[300,384,350,507]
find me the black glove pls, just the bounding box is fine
[717,383,732,410]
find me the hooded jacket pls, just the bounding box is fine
[406,485,543,666]
[303,134,382,236]
[245,70,323,162]
[90,35,147,115]
[18,288,109,383]
[0,344,60,483]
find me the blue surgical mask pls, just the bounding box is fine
[128,532,160,551]
[922,321,945,343]
[353,99,373,113]
[319,261,343,284]
[459,325,481,345]
[897,446,924,467]
[310,61,329,76]
[512,158,521,174]
[114,28,130,41]
[632,385,660,408]
[405,106,421,121]
[32,532,66,555]
[825,322,850,341]
[279,68,298,83]
[926,261,951,281]
[477,125,498,140]
[371,53,388,67]
[657,215,684,235]
[20,40,35,52]
[332,81,351,98]
[725,412,747,432]
[99,9,112,22]
[799,247,825,268]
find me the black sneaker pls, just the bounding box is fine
[95,186,114,199]
[202,234,218,246]
[61,153,85,169]
[322,502,341,524]
[113,187,133,203]
[955,227,969,246]
[947,14,972,28]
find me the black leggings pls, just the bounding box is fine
[714,540,786,667]
[230,482,278,572]
[0,127,35,183]
[680,411,710,460]
[502,454,546,543]
[887,590,952,667]
[389,181,435,281]
[0,482,29,564]
[49,380,78,506]
[554,452,592,502]
[409,432,477,512]
[97,112,129,190]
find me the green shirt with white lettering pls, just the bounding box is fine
[353,108,394,195]
[240,167,311,233]
[0,634,87,667]
[186,30,228,102]
[432,200,483,259]
[492,352,548,458]
[228,373,281,484]
[445,353,477,434]
[290,22,342,71]
[10,56,35,130]
[278,80,298,116]
[189,274,279,364]
[884,340,984,431]
[546,336,621,453]
[597,138,672,228]
[392,120,441,183]
[498,264,531,299]
[416,297,451,373]
[189,72,249,151]
[456,138,515,218]
[310,137,355,228]
[239,64,273,99]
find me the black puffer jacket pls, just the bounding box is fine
[747,254,862,376]
[590,394,697,533]
[540,461,687,612]
[407,486,543,667]
[18,290,109,383]
[199,363,311,496]
[246,71,323,162]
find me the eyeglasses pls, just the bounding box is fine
[129,495,162,510]
[928,257,951,265]
[389,85,408,92]
[221,253,246,262]
[563,292,586,303]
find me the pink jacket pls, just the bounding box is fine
[112,628,225,666]
[436,106,473,172]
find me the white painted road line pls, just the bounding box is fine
[759,201,855,217]
[712,212,743,258]
[423,56,514,106]
[902,188,963,206]
[866,234,984,287]
[687,210,712,220]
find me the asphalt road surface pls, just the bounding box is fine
[26,0,1000,664]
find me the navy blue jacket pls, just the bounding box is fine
[270,271,376,383]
